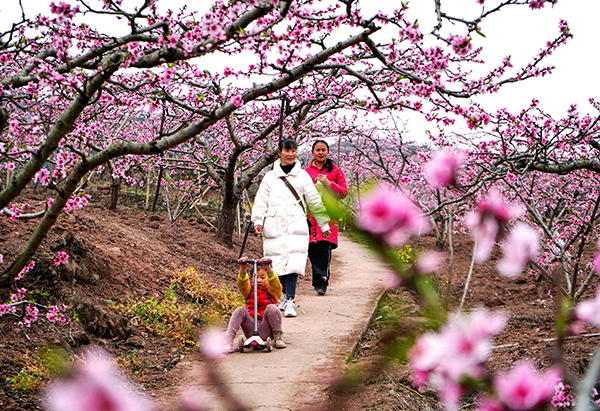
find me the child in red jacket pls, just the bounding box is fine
[222,257,286,353]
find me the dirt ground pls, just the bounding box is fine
[1,187,599,410]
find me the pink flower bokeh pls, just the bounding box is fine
[45,349,153,411]
[424,150,465,189]
[355,184,430,246]
[494,360,560,410]
[497,222,539,277]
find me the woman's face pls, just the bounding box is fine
[279,147,297,166]
[312,142,329,164]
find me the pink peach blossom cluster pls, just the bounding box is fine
[449,34,473,56]
[54,251,69,266]
[355,184,430,246]
[477,361,560,411]
[409,308,507,410]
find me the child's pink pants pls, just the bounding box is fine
[224,304,282,344]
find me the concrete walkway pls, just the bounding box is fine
[158,234,389,411]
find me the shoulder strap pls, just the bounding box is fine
[280,176,306,214]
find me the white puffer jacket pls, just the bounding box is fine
[252,159,330,276]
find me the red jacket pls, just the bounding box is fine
[305,159,348,247]
[246,286,278,320]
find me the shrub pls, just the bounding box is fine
[114,267,243,347]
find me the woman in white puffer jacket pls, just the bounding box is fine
[252,139,331,317]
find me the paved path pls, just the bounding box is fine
[156,234,389,411]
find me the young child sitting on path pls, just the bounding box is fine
[222,257,286,352]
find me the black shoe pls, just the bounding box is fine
[315,286,326,296]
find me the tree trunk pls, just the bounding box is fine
[215,192,240,248]
[145,172,151,209]
[151,165,164,213]
[108,175,121,210]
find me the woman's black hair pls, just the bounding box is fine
[312,139,329,151]
[312,139,334,172]
[278,138,298,151]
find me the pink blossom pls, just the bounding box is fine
[26,304,39,318]
[54,251,69,266]
[178,388,207,411]
[494,360,560,410]
[575,288,600,327]
[424,150,465,189]
[200,329,226,360]
[167,34,180,49]
[404,24,422,44]
[415,251,445,274]
[496,222,539,277]
[0,304,16,316]
[231,94,244,107]
[409,308,506,387]
[449,34,473,56]
[45,349,153,411]
[465,190,521,263]
[439,380,463,411]
[530,0,549,9]
[35,168,51,186]
[552,381,575,408]
[355,184,430,246]
[382,270,401,289]
[15,260,36,281]
[475,396,505,411]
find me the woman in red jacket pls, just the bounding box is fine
[305,140,348,295]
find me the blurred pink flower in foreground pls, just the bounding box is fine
[575,287,600,327]
[409,308,507,410]
[178,388,208,411]
[355,184,429,246]
[497,222,540,277]
[465,190,521,263]
[382,270,401,289]
[45,349,153,411]
[415,251,445,274]
[494,360,560,410]
[424,150,465,189]
[200,328,227,360]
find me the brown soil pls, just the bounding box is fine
[0,188,262,411]
[1,188,599,410]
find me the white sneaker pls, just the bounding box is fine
[284,299,297,317]
[278,295,287,311]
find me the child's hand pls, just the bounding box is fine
[262,259,273,275]
[239,256,248,273]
